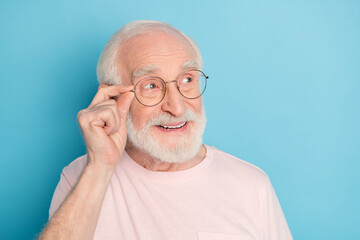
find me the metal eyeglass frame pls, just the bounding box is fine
[129,69,209,107]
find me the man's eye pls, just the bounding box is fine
[181,77,193,84]
[144,83,157,89]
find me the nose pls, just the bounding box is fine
[160,80,186,117]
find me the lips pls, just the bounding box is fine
[157,122,187,130]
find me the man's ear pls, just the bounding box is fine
[98,83,109,90]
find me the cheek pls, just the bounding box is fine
[129,103,156,130]
[128,105,142,130]
[186,98,203,114]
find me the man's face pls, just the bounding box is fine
[117,31,206,163]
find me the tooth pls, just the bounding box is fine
[159,122,186,129]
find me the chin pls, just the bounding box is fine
[126,109,207,163]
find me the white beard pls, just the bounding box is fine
[126,108,206,163]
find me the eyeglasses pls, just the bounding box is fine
[130,69,208,107]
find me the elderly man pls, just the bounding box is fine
[39,20,292,239]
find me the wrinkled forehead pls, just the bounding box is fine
[132,59,201,79]
[119,31,196,61]
[121,29,194,52]
[116,31,198,83]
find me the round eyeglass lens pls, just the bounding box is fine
[177,70,207,99]
[134,77,166,106]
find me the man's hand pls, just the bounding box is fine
[77,84,134,169]
[38,84,134,240]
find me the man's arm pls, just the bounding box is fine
[39,162,114,239]
[38,85,134,240]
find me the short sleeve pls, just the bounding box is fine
[259,176,293,240]
[48,155,88,219]
[48,172,73,219]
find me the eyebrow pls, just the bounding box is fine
[131,60,200,82]
[132,64,159,80]
[182,59,201,70]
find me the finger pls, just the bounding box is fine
[98,83,109,90]
[109,92,135,148]
[116,91,135,119]
[90,99,119,110]
[89,85,134,108]
[92,100,121,133]
[90,108,118,136]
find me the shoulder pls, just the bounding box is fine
[207,145,270,186]
[61,154,88,186]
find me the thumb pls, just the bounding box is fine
[110,92,134,148]
[117,91,135,120]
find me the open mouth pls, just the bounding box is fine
[157,122,187,130]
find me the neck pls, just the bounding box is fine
[125,142,206,172]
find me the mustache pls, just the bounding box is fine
[146,109,197,126]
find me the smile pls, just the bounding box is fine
[157,122,187,130]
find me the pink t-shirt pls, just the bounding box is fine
[49,145,292,240]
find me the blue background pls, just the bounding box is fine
[1,0,359,239]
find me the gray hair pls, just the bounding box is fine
[96,20,203,85]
